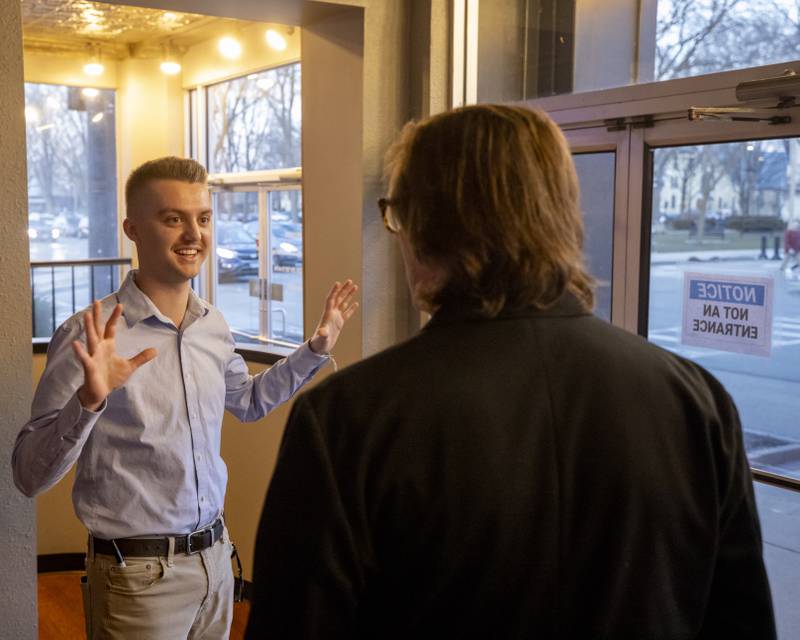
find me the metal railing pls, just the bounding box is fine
[30,258,132,338]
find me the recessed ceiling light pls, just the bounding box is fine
[218,37,242,60]
[265,29,287,51]
[160,60,181,75]
[83,62,104,76]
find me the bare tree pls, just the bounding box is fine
[209,63,301,174]
[656,0,796,80]
[25,84,88,217]
[693,145,727,243]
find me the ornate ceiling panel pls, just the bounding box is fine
[21,0,242,58]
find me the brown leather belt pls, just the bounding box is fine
[92,517,223,558]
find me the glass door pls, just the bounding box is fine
[209,182,305,350]
[640,114,800,483]
[563,126,632,325]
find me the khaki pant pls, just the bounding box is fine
[82,529,235,640]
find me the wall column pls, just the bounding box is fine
[0,1,37,637]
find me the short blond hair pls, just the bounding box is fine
[384,104,594,316]
[125,156,207,216]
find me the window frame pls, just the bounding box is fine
[535,68,800,490]
[185,62,304,358]
[451,3,800,487]
[24,80,124,346]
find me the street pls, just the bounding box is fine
[648,253,800,479]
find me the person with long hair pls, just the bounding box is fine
[247,106,775,639]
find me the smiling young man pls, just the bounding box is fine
[13,156,358,639]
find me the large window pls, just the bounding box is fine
[211,185,303,348]
[24,82,121,338]
[655,0,800,81]
[467,0,800,102]
[573,152,615,321]
[459,0,800,628]
[207,63,301,173]
[648,140,800,481]
[191,62,304,353]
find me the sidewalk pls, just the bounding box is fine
[651,248,777,265]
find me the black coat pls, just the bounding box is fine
[246,295,775,639]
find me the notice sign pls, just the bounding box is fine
[681,272,773,357]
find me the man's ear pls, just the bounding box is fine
[122,217,138,244]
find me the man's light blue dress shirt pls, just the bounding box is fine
[13,271,327,539]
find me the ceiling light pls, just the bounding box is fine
[84,44,104,76]
[81,87,99,98]
[160,60,181,75]
[161,12,178,23]
[218,36,242,60]
[160,42,182,75]
[84,61,104,76]
[265,29,287,51]
[91,112,104,123]
[24,106,40,123]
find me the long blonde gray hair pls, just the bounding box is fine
[384,104,594,316]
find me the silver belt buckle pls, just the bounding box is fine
[186,527,208,555]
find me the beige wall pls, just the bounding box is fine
[0,0,37,636]
[182,20,300,88]
[24,52,118,88]
[116,57,184,231]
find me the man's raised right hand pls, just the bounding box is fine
[72,301,157,411]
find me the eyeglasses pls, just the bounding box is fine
[378,197,402,233]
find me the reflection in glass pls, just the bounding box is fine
[25,82,119,338]
[573,153,614,321]
[648,139,800,480]
[25,83,118,263]
[212,189,304,348]
[474,0,800,100]
[477,0,574,101]
[207,63,301,174]
[214,192,260,339]
[269,190,303,344]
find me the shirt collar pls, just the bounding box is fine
[118,270,209,328]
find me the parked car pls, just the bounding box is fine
[52,212,89,238]
[28,212,60,242]
[216,222,258,282]
[272,221,302,268]
[242,219,303,269]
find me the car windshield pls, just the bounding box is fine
[218,224,254,245]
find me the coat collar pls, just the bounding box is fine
[424,293,590,331]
